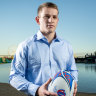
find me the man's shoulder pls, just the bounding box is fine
[59,37,71,46]
[18,35,36,48]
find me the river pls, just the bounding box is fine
[0,63,96,93]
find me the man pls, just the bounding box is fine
[9,2,78,96]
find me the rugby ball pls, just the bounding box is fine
[48,70,75,96]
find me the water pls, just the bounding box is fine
[0,63,96,93]
[77,63,96,93]
[0,63,10,83]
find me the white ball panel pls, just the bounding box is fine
[48,77,70,96]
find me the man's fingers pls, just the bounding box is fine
[44,78,52,86]
[73,82,77,96]
[50,92,58,96]
[73,88,77,95]
[44,90,57,96]
[44,90,50,95]
[74,82,77,88]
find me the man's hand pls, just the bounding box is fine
[37,78,57,96]
[73,82,77,96]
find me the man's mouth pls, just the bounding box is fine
[47,25,54,28]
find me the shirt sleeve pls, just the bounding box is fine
[9,42,39,96]
[67,44,78,82]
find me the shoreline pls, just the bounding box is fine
[0,83,96,96]
[0,63,11,64]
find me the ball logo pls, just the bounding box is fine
[57,89,66,96]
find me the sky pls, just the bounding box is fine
[0,0,96,56]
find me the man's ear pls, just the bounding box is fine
[35,16,40,25]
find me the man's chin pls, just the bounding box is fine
[41,30,54,35]
[47,30,55,34]
[47,29,55,33]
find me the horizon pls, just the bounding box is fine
[0,0,96,56]
[0,51,96,58]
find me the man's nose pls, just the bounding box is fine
[48,17,53,22]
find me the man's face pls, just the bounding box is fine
[37,7,59,34]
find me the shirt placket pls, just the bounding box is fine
[49,41,54,78]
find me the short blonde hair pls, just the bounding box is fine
[37,2,59,15]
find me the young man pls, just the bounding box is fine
[9,2,78,96]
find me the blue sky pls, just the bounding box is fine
[0,0,96,56]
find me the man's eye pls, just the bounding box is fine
[53,16,57,19]
[43,15,57,19]
[45,16,50,18]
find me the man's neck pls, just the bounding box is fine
[42,32,56,43]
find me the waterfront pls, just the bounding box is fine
[0,63,96,93]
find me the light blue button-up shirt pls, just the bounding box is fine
[9,31,78,96]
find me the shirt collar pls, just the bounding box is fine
[36,30,45,40]
[36,30,62,42]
